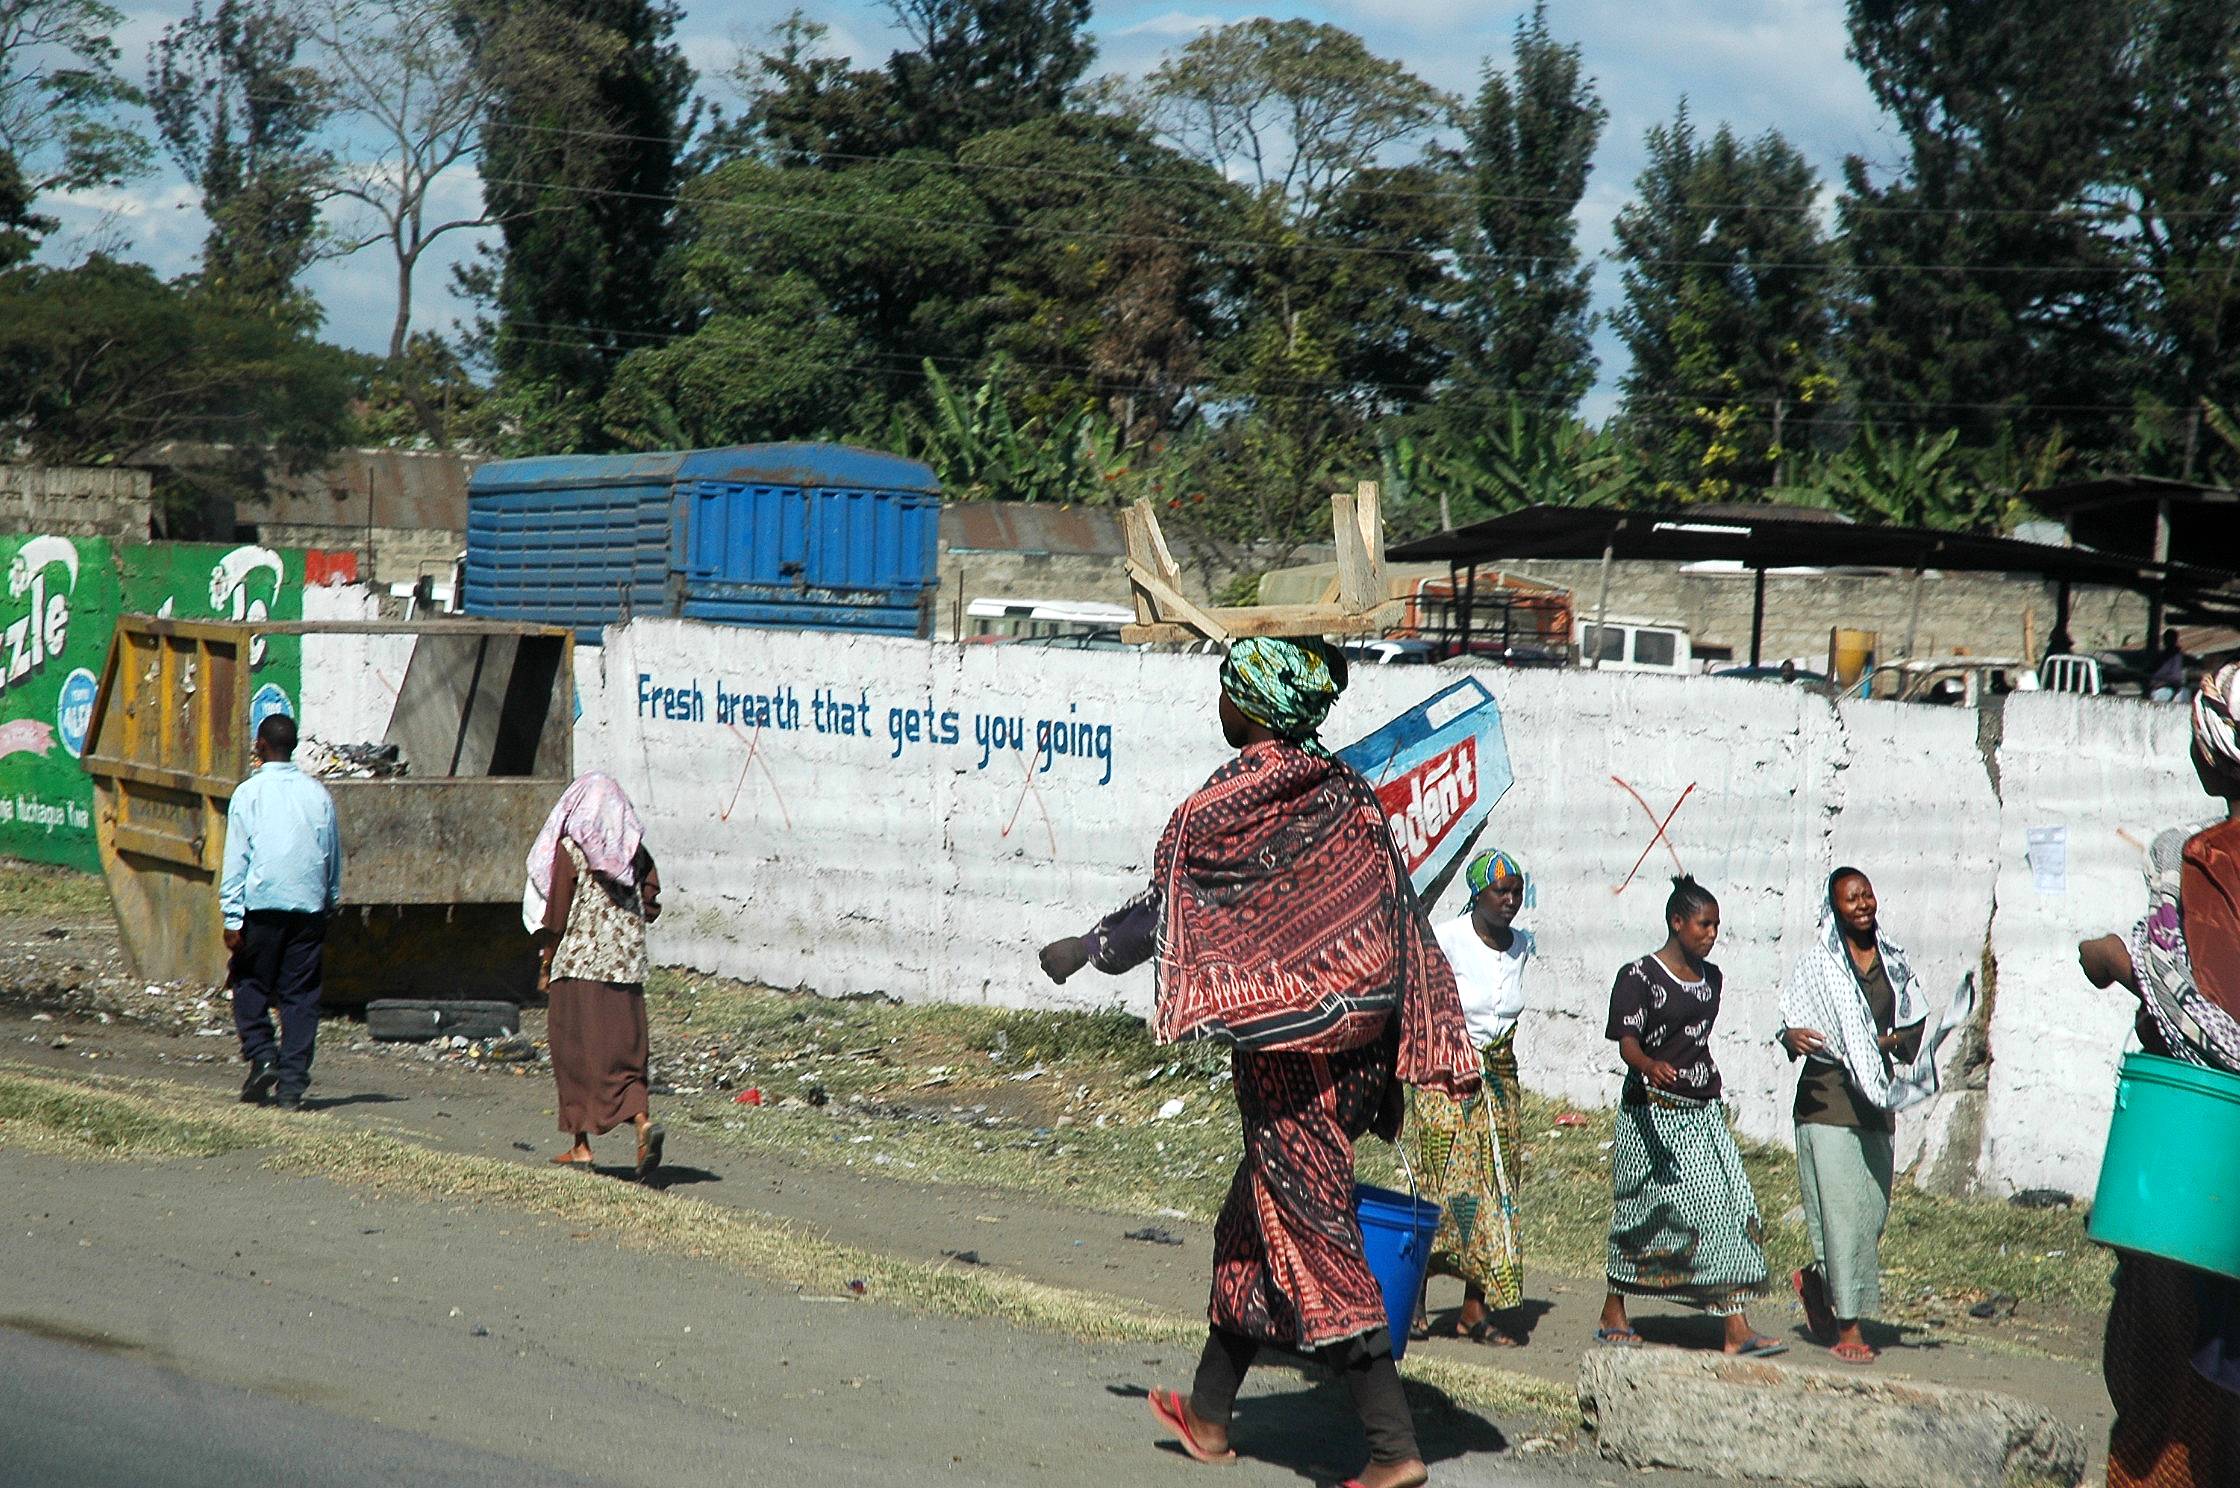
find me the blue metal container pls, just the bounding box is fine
[465,444,942,642]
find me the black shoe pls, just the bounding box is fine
[240,1061,278,1105]
[275,1092,306,1112]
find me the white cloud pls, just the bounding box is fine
[1110,10,1229,41]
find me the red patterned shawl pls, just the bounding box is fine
[1150,741,1480,1096]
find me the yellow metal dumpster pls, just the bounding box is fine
[80,616,575,1003]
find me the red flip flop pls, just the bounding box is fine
[1147,1388,1235,1465]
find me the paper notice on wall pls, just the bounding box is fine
[2027,825,2068,894]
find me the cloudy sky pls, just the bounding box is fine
[39,2,1894,420]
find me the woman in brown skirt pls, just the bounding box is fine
[525,772,665,1177]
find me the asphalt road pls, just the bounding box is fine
[0,1145,1736,1488]
[0,1324,614,1488]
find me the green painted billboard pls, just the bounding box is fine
[0,537,345,873]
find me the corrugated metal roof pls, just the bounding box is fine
[940,503,1126,555]
[469,443,940,496]
[1389,503,2240,622]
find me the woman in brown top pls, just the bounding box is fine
[524,773,665,1178]
[1778,868,1926,1364]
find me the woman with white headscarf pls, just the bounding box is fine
[1776,868,1936,1365]
[525,772,665,1177]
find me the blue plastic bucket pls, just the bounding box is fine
[1354,1182,1442,1360]
[2088,1052,2240,1280]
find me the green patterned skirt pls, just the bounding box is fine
[1405,1031,1524,1309]
[1606,1090,1768,1316]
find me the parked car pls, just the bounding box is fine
[1341,638,1439,666]
[1574,616,1695,675]
[1714,663,1831,687]
[1010,628,1130,651]
[1866,657,2041,706]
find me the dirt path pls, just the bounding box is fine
[0,996,2117,1463]
[9,1144,1737,1488]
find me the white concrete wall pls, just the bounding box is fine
[298,587,416,748]
[1978,694,2204,1194]
[570,619,2202,1197]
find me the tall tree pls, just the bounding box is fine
[1448,2,1605,413]
[310,0,608,364]
[720,3,1095,167]
[462,0,695,439]
[1838,0,2134,453]
[955,113,1243,439]
[0,254,354,465]
[150,0,331,316]
[883,0,1093,155]
[1612,106,1832,496]
[1147,18,1451,225]
[0,0,149,214]
[2103,0,2240,480]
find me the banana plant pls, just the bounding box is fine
[1414,400,1636,523]
[901,358,1130,505]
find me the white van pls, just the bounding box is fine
[1575,617,1695,675]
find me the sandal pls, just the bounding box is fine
[1830,1339,1878,1365]
[1793,1267,1837,1345]
[1731,1335,1788,1358]
[1461,1317,1521,1347]
[1147,1387,1236,1465]
[635,1123,665,1179]
[549,1152,594,1167]
[1407,1313,1433,1342]
[1594,1326,1642,1346]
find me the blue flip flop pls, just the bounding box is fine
[1595,1327,1642,1346]
[1733,1335,1788,1358]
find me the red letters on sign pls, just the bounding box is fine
[1374,738,1480,879]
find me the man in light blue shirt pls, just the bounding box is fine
[221,711,342,1109]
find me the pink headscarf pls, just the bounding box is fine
[523,772,645,932]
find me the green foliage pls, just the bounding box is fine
[150,0,332,317]
[890,358,1128,505]
[1448,2,1605,412]
[1612,104,1831,493]
[0,0,150,208]
[1146,18,1455,219]
[351,333,486,449]
[881,0,1096,156]
[463,0,696,432]
[600,273,872,449]
[1838,0,2135,452]
[2107,1,2240,480]
[718,2,1095,165]
[0,255,355,467]
[1797,422,2038,533]
[957,112,1244,441]
[1396,399,1634,534]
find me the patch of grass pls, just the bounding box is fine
[0,860,111,920]
[646,973,2112,1316]
[0,1079,252,1158]
[0,1066,1571,1425]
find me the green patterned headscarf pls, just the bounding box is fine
[1220,637,1344,754]
[1467,849,1525,898]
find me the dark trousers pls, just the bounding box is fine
[1190,1326,1419,1466]
[231,911,326,1097]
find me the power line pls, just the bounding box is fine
[466,167,2240,278]
[494,315,2157,415]
[297,85,2240,222]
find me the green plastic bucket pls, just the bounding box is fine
[2087,1053,2240,1280]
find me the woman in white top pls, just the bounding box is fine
[1406,849,1532,1345]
